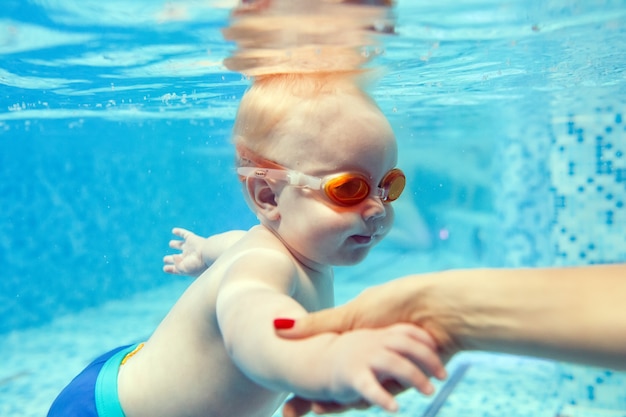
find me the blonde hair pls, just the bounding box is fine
[233,72,380,157]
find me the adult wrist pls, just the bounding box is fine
[398,271,467,357]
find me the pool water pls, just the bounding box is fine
[1,0,626,416]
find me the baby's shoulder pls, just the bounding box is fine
[226,227,294,265]
[227,245,296,275]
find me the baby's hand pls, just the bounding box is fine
[318,323,446,414]
[162,227,209,277]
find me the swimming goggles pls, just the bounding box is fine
[236,144,406,207]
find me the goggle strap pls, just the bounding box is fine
[237,167,325,192]
[237,167,291,183]
[236,143,285,170]
[288,171,323,189]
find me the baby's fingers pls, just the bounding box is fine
[399,324,438,350]
[171,227,192,239]
[373,353,436,396]
[387,325,447,380]
[168,239,184,251]
[351,371,399,412]
[400,343,447,381]
[162,254,184,275]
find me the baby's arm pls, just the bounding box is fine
[216,250,446,411]
[163,228,245,276]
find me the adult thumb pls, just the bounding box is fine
[274,305,355,339]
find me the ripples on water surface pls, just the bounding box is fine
[2,1,625,124]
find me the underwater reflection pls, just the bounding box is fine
[222,0,395,76]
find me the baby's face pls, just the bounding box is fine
[268,94,399,269]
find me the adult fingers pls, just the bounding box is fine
[311,401,357,414]
[274,304,356,339]
[282,382,406,417]
[282,398,354,416]
[281,396,312,417]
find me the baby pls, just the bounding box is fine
[48,73,445,417]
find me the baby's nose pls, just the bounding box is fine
[362,196,386,221]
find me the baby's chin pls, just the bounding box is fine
[331,247,375,267]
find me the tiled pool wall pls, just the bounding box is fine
[489,99,625,268]
[491,103,555,267]
[551,107,626,265]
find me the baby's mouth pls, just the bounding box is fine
[351,234,374,244]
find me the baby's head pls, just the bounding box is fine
[234,73,404,267]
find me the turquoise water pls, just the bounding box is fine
[1,0,626,416]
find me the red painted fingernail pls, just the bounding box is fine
[273,318,295,329]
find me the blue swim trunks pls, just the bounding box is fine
[47,344,139,417]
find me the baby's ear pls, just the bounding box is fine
[246,177,281,221]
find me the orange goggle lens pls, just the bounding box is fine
[384,168,406,201]
[323,168,406,206]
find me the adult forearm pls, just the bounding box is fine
[422,265,626,369]
[275,264,626,370]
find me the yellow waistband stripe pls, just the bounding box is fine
[120,342,145,366]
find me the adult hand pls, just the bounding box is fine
[274,276,459,358]
[278,265,626,371]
